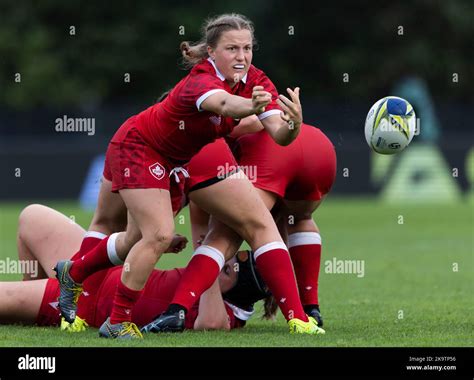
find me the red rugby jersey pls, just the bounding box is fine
[134,58,282,163]
[89,266,246,330]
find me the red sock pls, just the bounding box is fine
[69,233,122,283]
[109,279,142,324]
[254,242,308,322]
[170,245,224,312]
[71,231,107,261]
[70,232,106,317]
[288,232,322,306]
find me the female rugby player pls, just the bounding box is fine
[55,14,315,338]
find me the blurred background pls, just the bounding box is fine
[0,0,472,204]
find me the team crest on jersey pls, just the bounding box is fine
[209,115,222,126]
[149,162,166,180]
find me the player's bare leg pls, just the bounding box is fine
[54,178,128,323]
[88,177,127,235]
[145,173,323,335]
[189,200,211,249]
[189,173,281,250]
[99,188,174,339]
[17,205,85,280]
[0,279,48,324]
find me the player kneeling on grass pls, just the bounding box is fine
[0,204,287,333]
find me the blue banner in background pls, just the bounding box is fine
[79,154,105,210]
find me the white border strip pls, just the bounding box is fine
[107,233,124,265]
[84,231,107,240]
[288,232,321,248]
[258,109,282,120]
[194,245,225,270]
[254,241,288,260]
[196,89,226,111]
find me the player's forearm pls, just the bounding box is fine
[262,116,301,146]
[194,280,231,331]
[229,115,263,139]
[220,95,257,119]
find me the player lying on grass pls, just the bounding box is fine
[0,204,276,331]
[54,13,318,338]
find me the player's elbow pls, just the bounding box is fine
[271,130,293,146]
[274,135,292,146]
[263,118,295,146]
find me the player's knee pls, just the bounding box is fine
[18,204,44,239]
[288,217,319,234]
[143,230,174,255]
[238,216,271,241]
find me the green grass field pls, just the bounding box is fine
[0,198,472,347]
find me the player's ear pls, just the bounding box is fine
[207,46,215,60]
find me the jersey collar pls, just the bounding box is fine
[207,57,248,84]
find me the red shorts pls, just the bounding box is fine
[103,115,175,193]
[185,138,239,193]
[236,124,337,201]
[35,278,61,326]
[35,270,109,327]
[103,116,188,213]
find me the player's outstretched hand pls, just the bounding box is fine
[277,87,302,129]
[252,85,272,114]
[165,234,188,254]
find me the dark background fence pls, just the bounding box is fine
[1,1,472,201]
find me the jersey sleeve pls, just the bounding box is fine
[180,73,227,111]
[255,73,283,121]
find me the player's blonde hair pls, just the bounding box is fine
[180,13,256,68]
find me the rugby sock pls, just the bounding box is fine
[288,232,322,306]
[170,245,225,312]
[254,242,308,322]
[68,231,107,262]
[77,231,107,257]
[110,280,142,324]
[70,233,123,283]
